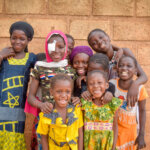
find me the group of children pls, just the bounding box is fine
[0,21,148,150]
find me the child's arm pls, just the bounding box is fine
[41,135,49,150]
[135,100,146,149]
[0,47,15,64]
[78,126,83,150]
[112,110,119,150]
[123,48,147,107]
[76,76,86,89]
[28,77,53,113]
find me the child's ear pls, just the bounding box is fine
[134,68,138,76]
[106,82,109,89]
[50,88,53,96]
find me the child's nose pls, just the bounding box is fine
[61,92,67,97]
[78,62,83,67]
[93,83,98,88]
[16,39,20,43]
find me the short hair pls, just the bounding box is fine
[65,34,75,43]
[36,53,46,61]
[118,55,137,68]
[87,70,108,83]
[87,28,109,44]
[50,73,74,90]
[89,53,109,71]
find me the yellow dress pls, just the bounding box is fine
[37,104,83,150]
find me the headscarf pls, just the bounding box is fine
[70,46,93,63]
[9,21,34,52]
[45,30,68,62]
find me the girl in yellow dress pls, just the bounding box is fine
[37,74,83,150]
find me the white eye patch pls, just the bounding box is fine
[48,40,57,54]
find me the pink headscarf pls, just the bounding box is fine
[45,30,68,62]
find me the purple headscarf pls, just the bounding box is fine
[70,46,93,63]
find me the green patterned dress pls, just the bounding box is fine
[81,97,122,150]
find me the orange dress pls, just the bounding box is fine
[110,79,148,150]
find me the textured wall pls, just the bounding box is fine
[0,0,149,149]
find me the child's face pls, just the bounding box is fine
[48,36,65,62]
[73,53,89,76]
[67,38,74,57]
[89,31,110,54]
[118,57,137,81]
[50,80,72,108]
[10,30,29,53]
[88,72,108,99]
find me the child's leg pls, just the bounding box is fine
[24,113,36,150]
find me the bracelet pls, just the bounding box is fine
[0,55,3,61]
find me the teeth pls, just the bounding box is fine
[122,72,128,75]
[78,70,84,73]
[59,100,67,104]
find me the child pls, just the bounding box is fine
[87,28,147,107]
[81,70,122,150]
[0,21,37,149]
[65,34,75,59]
[81,53,115,100]
[69,46,93,97]
[28,30,75,113]
[27,30,76,149]
[109,56,148,150]
[37,74,83,150]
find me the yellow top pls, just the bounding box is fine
[37,104,83,150]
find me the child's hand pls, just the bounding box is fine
[134,134,146,149]
[103,91,113,104]
[0,47,15,59]
[72,97,82,107]
[114,48,123,62]
[81,91,92,101]
[40,102,53,114]
[127,81,139,107]
[76,76,86,88]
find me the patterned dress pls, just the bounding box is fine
[37,104,83,150]
[109,79,148,150]
[0,53,37,150]
[81,97,122,150]
[31,60,76,103]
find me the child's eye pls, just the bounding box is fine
[74,61,79,65]
[66,90,71,94]
[83,61,87,65]
[56,90,62,94]
[118,64,123,67]
[20,38,26,41]
[11,37,16,40]
[127,65,132,68]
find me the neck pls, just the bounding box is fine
[14,50,26,59]
[93,97,103,106]
[118,79,133,90]
[54,104,67,113]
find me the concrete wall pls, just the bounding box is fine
[0,0,149,149]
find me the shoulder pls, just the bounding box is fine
[29,52,37,60]
[28,52,37,66]
[39,112,52,125]
[109,78,118,85]
[138,85,149,101]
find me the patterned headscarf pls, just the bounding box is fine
[45,30,68,62]
[70,46,93,63]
